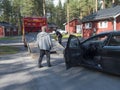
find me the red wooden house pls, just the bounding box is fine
[64,18,81,34]
[0,26,4,37]
[82,5,120,38]
[0,22,18,37]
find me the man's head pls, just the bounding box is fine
[42,26,47,32]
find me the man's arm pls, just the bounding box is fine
[48,35,53,48]
[36,34,39,46]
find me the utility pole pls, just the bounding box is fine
[67,0,70,35]
[43,0,46,16]
[79,1,82,19]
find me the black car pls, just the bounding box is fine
[64,31,120,75]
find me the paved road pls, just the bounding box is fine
[0,48,120,90]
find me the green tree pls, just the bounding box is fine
[55,0,63,28]
[1,0,12,22]
[65,0,96,20]
[32,0,43,16]
[45,0,66,29]
[46,0,55,22]
[1,0,119,31]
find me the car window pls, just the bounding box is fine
[83,34,108,46]
[69,37,80,48]
[108,35,120,46]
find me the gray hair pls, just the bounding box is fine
[42,26,47,32]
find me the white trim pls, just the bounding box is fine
[98,21,108,28]
[113,17,116,31]
[85,22,92,29]
[114,13,120,18]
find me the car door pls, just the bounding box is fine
[64,35,82,69]
[101,33,120,74]
[80,34,109,68]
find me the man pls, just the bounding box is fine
[36,26,53,68]
[55,30,62,44]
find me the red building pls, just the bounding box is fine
[64,18,81,34]
[82,5,120,38]
[0,26,4,37]
[0,22,18,37]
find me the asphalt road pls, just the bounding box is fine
[0,47,120,90]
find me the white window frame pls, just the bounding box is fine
[13,28,16,31]
[98,21,108,28]
[85,22,92,29]
[6,28,10,32]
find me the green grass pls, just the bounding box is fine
[51,33,82,39]
[62,33,82,39]
[0,37,17,40]
[0,46,20,55]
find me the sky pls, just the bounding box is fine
[53,0,65,6]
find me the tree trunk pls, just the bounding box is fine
[67,0,70,35]
[96,0,98,12]
[43,0,46,16]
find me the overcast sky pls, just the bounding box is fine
[53,0,65,6]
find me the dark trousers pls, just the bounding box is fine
[58,37,62,44]
[38,49,51,66]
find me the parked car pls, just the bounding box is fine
[58,29,67,34]
[64,31,120,75]
[50,29,67,35]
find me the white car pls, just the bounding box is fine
[57,29,67,34]
[50,29,67,34]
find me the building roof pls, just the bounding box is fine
[0,22,16,28]
[48,23,57,28]
[63,18,81,25]
[82,5,120,22]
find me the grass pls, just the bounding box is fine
[0,46,20,55]
[62,33,82,38]
[0,37,17,40]
[51,33,82,39]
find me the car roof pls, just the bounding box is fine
[97,30,120,35]
[81,30,120,43]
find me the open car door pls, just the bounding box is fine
[64,35,82,69]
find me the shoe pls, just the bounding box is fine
[48,65,52,67]
[38,65,43,68]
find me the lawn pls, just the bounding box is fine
[51,33,82,39]
[0,46,20,55]
[62,33,82,39]
[0,37,17,40]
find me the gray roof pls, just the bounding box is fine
[0,22,16,28]
[82,5,120,22]
[48,23,57,28]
